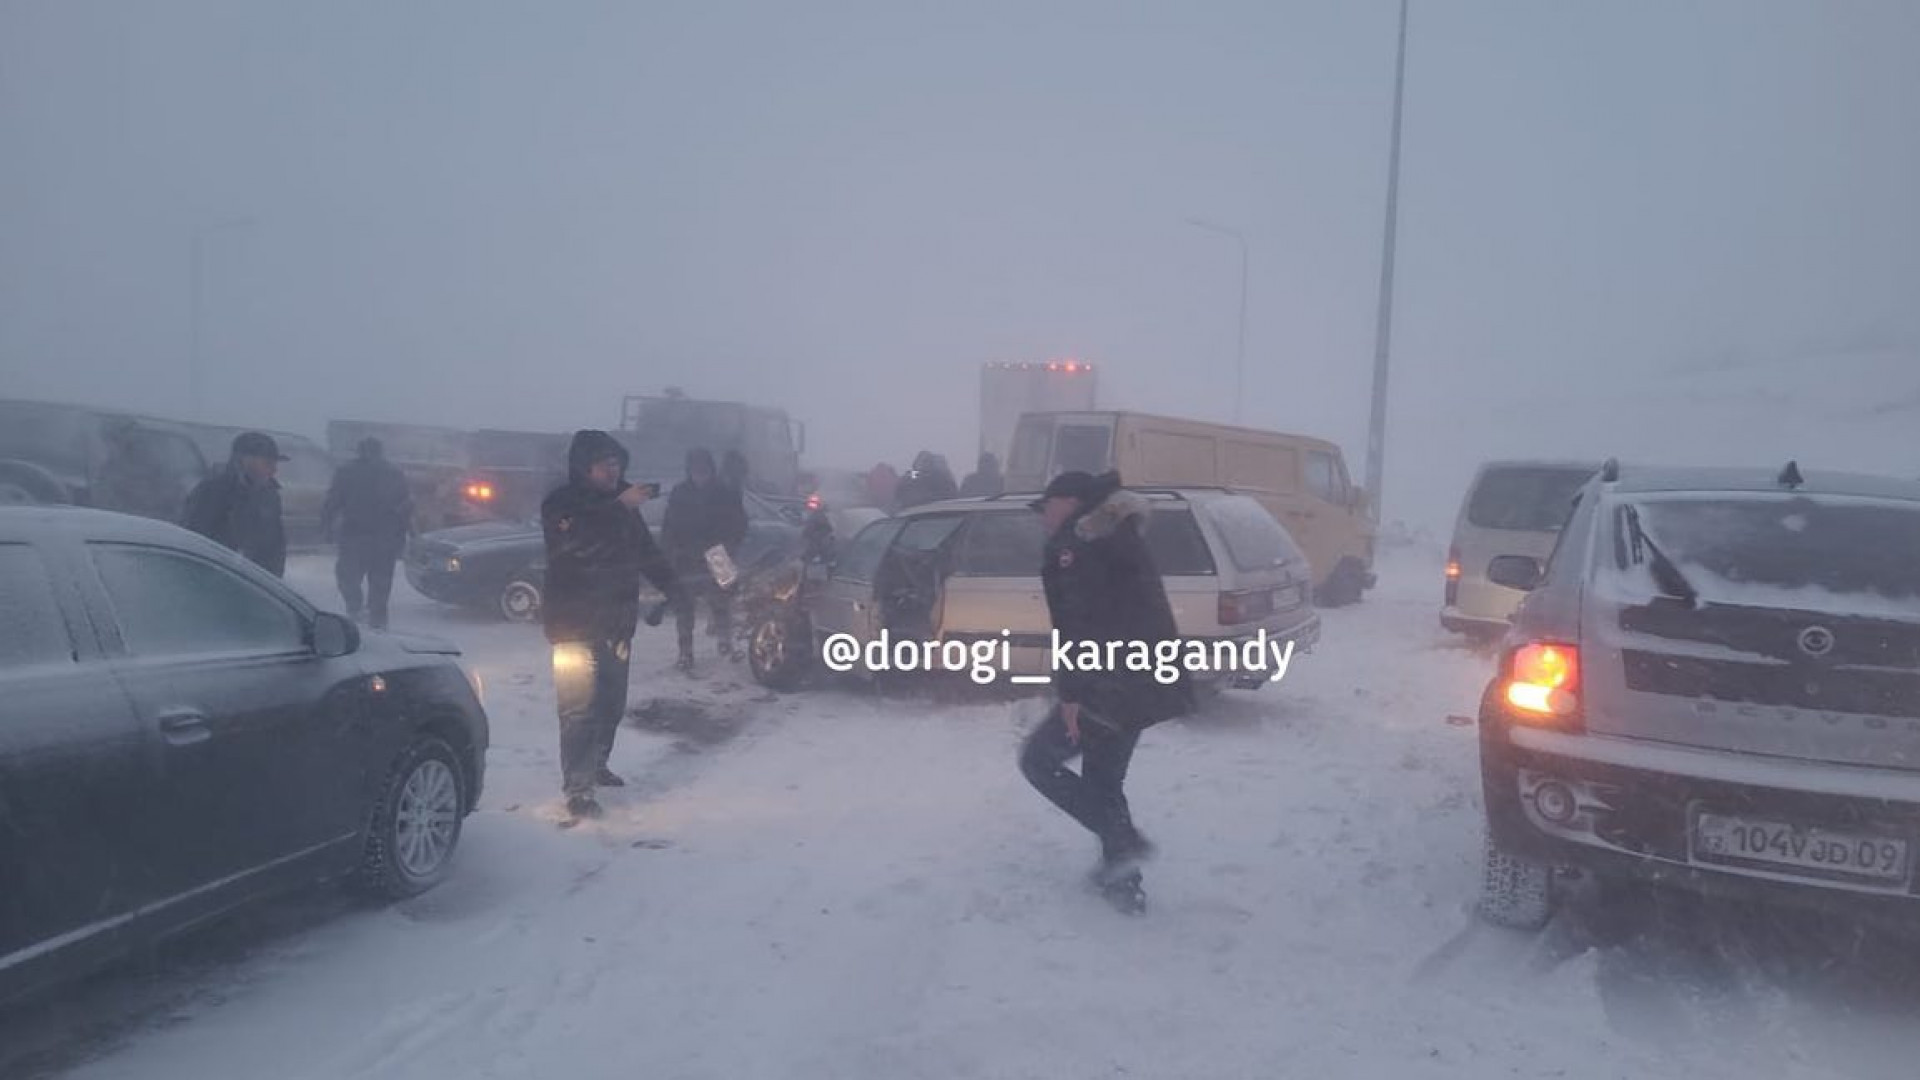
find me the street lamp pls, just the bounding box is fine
[189,216,256,420]
[1184,217,1249,425]
[1364,0,1410,524]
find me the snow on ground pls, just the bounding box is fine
[7,546,1920,1079]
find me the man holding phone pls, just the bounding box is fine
[541,430,684,821]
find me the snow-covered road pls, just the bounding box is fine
[8,546,1920,1079]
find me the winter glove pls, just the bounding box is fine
[642,598,672,628]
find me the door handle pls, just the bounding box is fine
[157,710,212,747]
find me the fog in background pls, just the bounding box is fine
[4,0,1917,533]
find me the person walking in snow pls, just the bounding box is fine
[321,436,414,629]
[183,431,290,577]
[542,430,685,820]
[663,447,749,672]
[1019,470,1193,912]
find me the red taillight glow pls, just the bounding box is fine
[1445,560,1461,579]
[1505,643,1580,721]
[465,482,495,502]
[806,493,823,510]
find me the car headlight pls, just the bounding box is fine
[465,665,485,707]
[442,556,461,573]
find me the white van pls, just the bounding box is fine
[1442,459,1598,636]
[1004,410,1376,604]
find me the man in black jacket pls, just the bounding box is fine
[663,447,749,672]
[182,431,289,577]
[1019,470,1192,912]
[959,451,1004,497]
[321,437,414,629]
[543,430,684,820]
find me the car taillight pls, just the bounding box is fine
[465,482,495,502]
[806,492,823,510]
[1218,588,1275,625]
[1444,546,1461,605]
[1504,643,1580,725]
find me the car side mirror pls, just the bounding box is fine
[312,611,361,657]
[1486,555,1544,591]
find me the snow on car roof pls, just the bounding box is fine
[1603,466,1920,501]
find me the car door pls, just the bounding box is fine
[874,514,968,637]
[0,538,151,991]
[942,510,1051,654]
[809,518,905,643]
[82,540,365,904]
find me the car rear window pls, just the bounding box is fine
[1630,495,1920,604]
[1144,508,1216,576]
[1197,495,1304,573]
[1467,465,1595,531]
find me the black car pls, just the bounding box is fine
[405,487,807,623]
[0,506,489,1005]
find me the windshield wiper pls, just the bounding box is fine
[1623,505,1700,607]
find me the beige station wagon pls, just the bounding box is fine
[749,488,1321,692]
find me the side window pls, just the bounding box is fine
[1305,451,1343,505]
[1053,425,1113,476]
[893,514,966,555]
[1143,510,1218,576]
[91,544,307,658]
[0,544,75,668]
[952,512,1046,576]
[833,520,905,583]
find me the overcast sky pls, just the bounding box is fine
[3,1,1916,529]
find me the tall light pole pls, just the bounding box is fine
[1185,218,1249,424]
[1364,0,1409,524]
[189,216,255,421]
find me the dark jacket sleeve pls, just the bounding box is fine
[720,490,749,551]
[634,517,681,597]
[320,469,345,535]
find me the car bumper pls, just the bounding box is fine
[405,563,490,607]
[1481,711,1920,921]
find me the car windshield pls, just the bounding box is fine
[1466,466,1595,532]
[1625,494,1920,609]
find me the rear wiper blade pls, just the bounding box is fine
[1624,505,1700,607]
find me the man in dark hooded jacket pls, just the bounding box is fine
[183,431,289,577]
[1019,470,1193,912]
[322,437,414,629]
[663,447,749,670]
[959,451,1005,497]
[542,430,684,820]
[894,450,959,509]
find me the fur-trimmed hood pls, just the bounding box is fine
[1073,488,1149,542]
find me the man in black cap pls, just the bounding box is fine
[322,437,414,629]
[1019,470,1193,913]
[542,430,685,820]
[183,430,289,576]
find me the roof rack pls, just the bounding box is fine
[1778,460,1804,489]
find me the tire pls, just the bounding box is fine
[498,578,542,623]
[1476,828,1557,930]
[353,736,467,900]
[1314,557,1369,608]
[748,611,813,691]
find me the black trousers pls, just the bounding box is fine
[1019,703,1145,863]
[336,537,401,627]
[672,569,732,656]
[553,639,632,797]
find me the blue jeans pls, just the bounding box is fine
[554,640,632,796]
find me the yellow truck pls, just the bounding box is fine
[1003,410,1376,605]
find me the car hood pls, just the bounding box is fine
[419,521,539,548]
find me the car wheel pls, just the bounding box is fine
[354,736,466,900]
[1314,557,1369,608]
[1476,828,1556,930]
[499,578,542,623]
[748,611,813,691]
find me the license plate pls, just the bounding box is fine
[1693,812,1910,885]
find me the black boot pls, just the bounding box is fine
[594,767,627,788]
[565,793,603,820]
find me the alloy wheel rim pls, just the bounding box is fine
[394,759,460,879]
